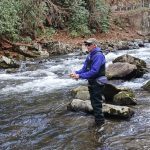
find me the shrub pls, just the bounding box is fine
[18,0,47,39]
[67,0,91,37]
[0,0,47,41]
[0,0,111,41]
[0,0,21,40]
[88,0,110,33]
[36,27,55,38]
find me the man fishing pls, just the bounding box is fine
[70,38,106,127]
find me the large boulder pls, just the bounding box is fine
[0,56,19,69]
[142,80,150,92]
[113,54,147,77]
[67,99,134,118]
[106,62,137,79]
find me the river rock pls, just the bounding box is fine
[72,84,135,105]
[32,43,49,58]
[75,91,90,100]
[0,56,19,69]
[116,41,130,50]
[133,39,144,47]
[38,50,49,58]
[128,41,139,49]
[15,45,40,58]
[72,84,119,102]
[67,99,134,118]
[102,83,120,102]
[142,80,150,92]
[71,85,88,95]
[42,41,75,55]
[102,103,134,118]
[14,44,49,59]
[68,99,93,113]
[6,68,19,73]
[106,62,137,79]
[113,91,136,106]
[113,54,147,77]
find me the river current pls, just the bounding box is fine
[0,45,150,150]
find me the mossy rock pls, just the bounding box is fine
[113,91,136,106]
[102,84,120,103]
[119,88,135,97]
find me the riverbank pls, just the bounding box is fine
[52,27,146,45]
[0,25,150,69]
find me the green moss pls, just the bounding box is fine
[113,91,136,105]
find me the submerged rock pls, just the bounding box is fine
[68,99,134,118]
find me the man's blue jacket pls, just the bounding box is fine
[76,47,106,79]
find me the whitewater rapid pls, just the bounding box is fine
[0,45,149,96]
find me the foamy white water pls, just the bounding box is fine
[0,44,149,95]
[0,76,83,95]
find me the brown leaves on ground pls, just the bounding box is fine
[52,27,143,45]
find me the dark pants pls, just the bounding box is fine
[88,80,105,124]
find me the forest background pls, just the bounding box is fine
[0,0,149,45]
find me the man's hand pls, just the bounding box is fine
[73,74,79,80]
[69,73,75,78]
[69,73,79,80]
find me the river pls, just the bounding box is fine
[0,44,150,150]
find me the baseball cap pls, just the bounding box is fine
[84,38,98,45]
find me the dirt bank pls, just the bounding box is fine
[52,26,144,45]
